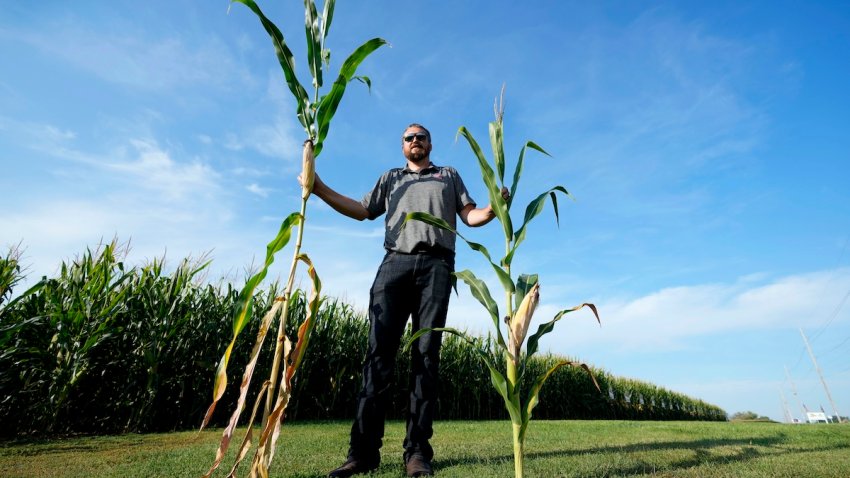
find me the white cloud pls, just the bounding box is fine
[231,166,270,177]
[0,119,243,288]
[6,19,250,91]
[246,183,270,197]
[248,115,302,161]
[218,115,302,162]
[0,116,76,144]
[1,116,221,203]
[103,139,220,200]
[535,269,850,353]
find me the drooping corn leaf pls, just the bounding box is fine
[314,38,388,155]
[525,303,599,359]
[504,186,572,266]
[514,274,538,316]
[258,261,321,476]
[252,335,293,478]
[226,380,270,478]
[352,75,372,92]
[508,141,551,209]
[200,212,299,432]
[518,360,599,443]
[232,0,311,132]
[491,358,522,426]
[454,269,505,349]
[404,211,515,293]
[285,253,322,381]
[456,126,513,241]
[303,0,322,89]
[201,298,285,478]
[406,327,521,424]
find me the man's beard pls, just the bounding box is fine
[407,149,428,162]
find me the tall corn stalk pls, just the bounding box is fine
[0,242,26,309]
[198,1,386,477]
[406,89,601,478]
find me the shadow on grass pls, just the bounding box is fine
[434,434,850,476]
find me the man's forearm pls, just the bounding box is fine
[465,205,497,227]
[313,179,370,221]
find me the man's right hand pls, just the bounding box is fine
[299,172,323,192]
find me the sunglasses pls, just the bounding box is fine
[403,133,429,143]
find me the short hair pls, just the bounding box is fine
[403,123,431,141]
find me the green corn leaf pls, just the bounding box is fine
[509,141,551,209]
[320,0,335,42]
[519,360,599,443]
[352,75,372,92]
[202,212,300,424]
[404,326,451,352]
[489,120,505,186]
[456,126,513,241]
[505,186,572,266]
[315,38,388,156]
[453,269,505,349]
[232,0,311,132]
[491,360,522,425]
[0,279,45,320]
[404,212,515,293]
[525,303,599,359]
[303,0,323,88]
[514,273,538,315]
[405,327,521,424]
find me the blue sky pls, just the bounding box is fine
[2,1,849,422]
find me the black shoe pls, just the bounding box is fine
[327,457,380,477]
[405,454,433,477]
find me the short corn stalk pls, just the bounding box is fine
[198,1,386,477]
[406,89,600,478]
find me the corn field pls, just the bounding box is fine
[0,241,725,438]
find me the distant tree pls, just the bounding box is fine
[731,411,770,421]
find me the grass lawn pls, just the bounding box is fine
[1,420,848,477]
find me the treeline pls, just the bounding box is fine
[0,242,726,437]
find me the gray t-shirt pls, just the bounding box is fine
[360,164,476,254]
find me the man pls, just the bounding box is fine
[303,124,504,477]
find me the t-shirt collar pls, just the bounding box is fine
[403,163,439,174]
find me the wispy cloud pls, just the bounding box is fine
[523,10,772,209]
[1,117,237,284]
[248,115,302,161]
[4,18,251,92]
[104,139,220,200]
[534,268,850,354]
[4,110,220,201]
[246,183,270,197]
[0,116,76,144]
[220,114,301,162]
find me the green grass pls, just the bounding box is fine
[1,420,848,477]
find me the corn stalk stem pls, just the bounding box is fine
[504,236,523,478]
[263,193,309,422]
[512,421,524,478]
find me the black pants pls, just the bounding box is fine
[349,251,454,463]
